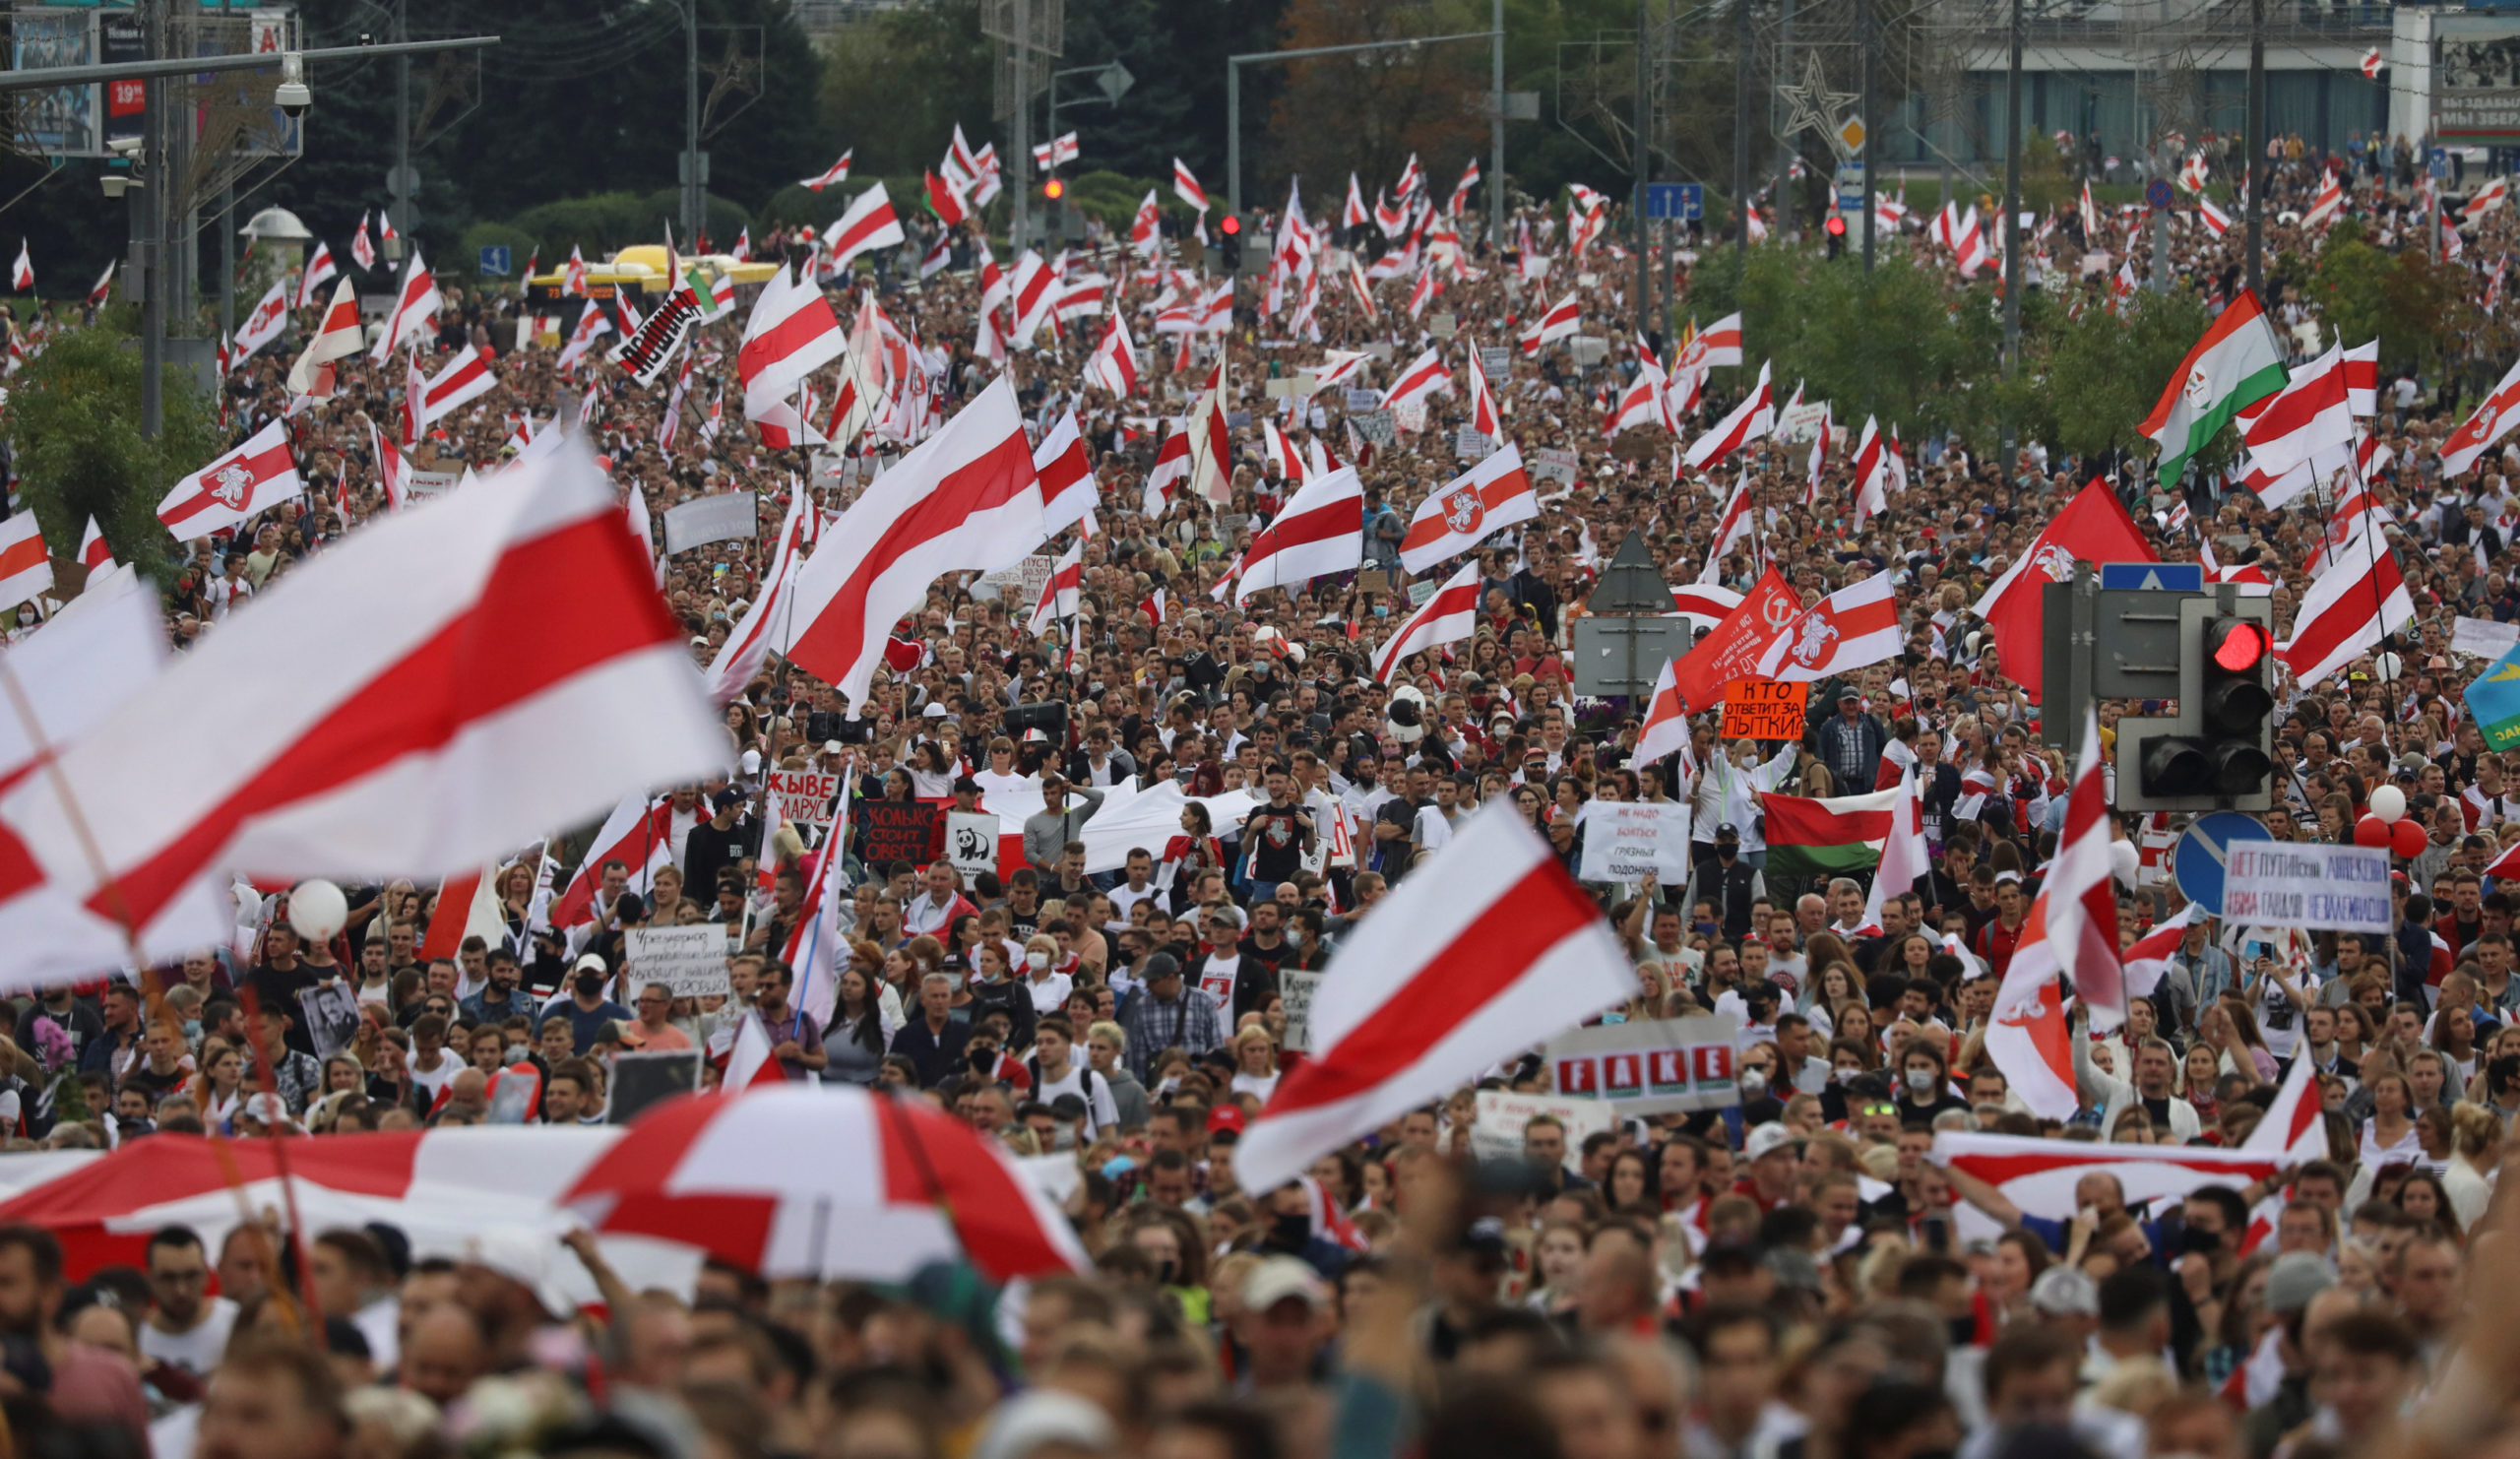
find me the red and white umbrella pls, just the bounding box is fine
[560,1086,1087,1285]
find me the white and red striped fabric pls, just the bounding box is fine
[1083,312,1138,399]
[1932,1130,2282,1228]
[1233,802,1636,1191]
[1463,345,1502,438]
[1669,583,1742,627]
[1400,444,1536,574]
[157,419,302,540]
[75,518,112,574]
[2361,46,2384,79]
[1849,415,1890,527]
[1144,421,1191,516]
[740,261,846,443]
[1698,478,1756,580]
[87,260,115,309]
[1986,711,2116,1116]
[368,418,411,513]
[1684,360,1775,470]
[784,767,853,1027]
[1852,768,1926,937]
[7,442,725,955]
[367,249,442,362]
[2468,176,2509,223]
[417,861,500,962]
[2440,355,2520,478]
[1632,658,1696,779]
[2279,523,2410,688]
[775,377,1043,711]
[2242,347,2355,502]
[1343,172,1369,230]
[232,280,292,358]
[1370,559,1482,682]
[286,278,365,399]
[0,515,47,613]
[1757,569,1901,682]
[2119,902,2206,998]
[799,151,852,192]
[2303,171,2346,228]
[350,213,377,271]
[1129,190,1163,257]
[721,1013,788,1094]
[1379,348,1454,412]
[1234,466,1362,605]
[1034,410,1098,539]
[1172,158,1209,213]
[294,241,338,309]
[409,346,498,436]
[1184,360,1232,504]
[1610,356,1670,438]
[1530,291,1582,350]
[703,490,816,706]
[825,183,907,272]
[566,1086,1086,1283]
[1027,540,1083,638]
[1031,131,1079,171]
[554,306,612,373]
[2196,197,2233,237]
[1309,350,1375,395]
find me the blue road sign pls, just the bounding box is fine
[2430,148,2449,179]
[2145,178,2174,210]
[2174,811,2275,917]
[1645,182,1703,221]
[2098,561,2204,592]
[478,245,512,278]
[1834,163,1866,211]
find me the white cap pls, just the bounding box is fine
[1744,1121,1798,1163]
[973,1391,1114,1459]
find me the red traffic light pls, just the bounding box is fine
[1043,178,1065,200]
[1825,215,1847,235]
[1219,215,1241,235]
[2211,620,2269,671]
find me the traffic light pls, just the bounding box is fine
[2114,596,2277,811]
[1824,213,1846,258]
[1042,177,1065,201]
[1218,213,1242,272]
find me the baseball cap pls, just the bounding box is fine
[822,739,847,755]
[573,952,607,974]
[1744,1121,1798,1162]
[2028,1265,2100,1317]
[1242,1255,1330,1312]
[1462,1216,1511,1269]
[1207,1106,1246,1137]
[1142,952,1182,982]
[711,788,744,810]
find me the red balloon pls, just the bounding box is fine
[2393,818,2428,859]
[2354,815,2391,848]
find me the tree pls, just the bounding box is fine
[1263,0,1488,212]
[2,314,223,583]
[2304,220,2468,377]
[2027,287,2213,466]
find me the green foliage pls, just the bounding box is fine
[2304,219,2466,375]
[460,222,539,280]
[817,2,993,179]
[3,316,223,583]
[2021,286,2213,465]
[1064,170,1164,229]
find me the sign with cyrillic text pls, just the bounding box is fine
[2221,843,2391,933]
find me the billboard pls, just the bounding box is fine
[2436,15,2520,143]
[13,10,97,158]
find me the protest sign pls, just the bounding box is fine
[2453,616,2520,661]
[1391,399,1427,435]
[1480,347,1512,380]
[944,811,1000,879]
[976,552,1057,607]
[1345,389,1382,412]
[860,801,939,864]
[1722,679,1809,738]
[1455,427,1494,460]
[662,491,757,557]
[405,470,459,504]
[2221,843,2391,933]
[1544,1014,1744,1115]
[1470,1090,1616,1170]
[765,768,843,829]
[608,1050,702,1124]
[625,924,733,998]
[1575,800,1694,882]
[1530,446,1580,482]
[1350,409,1398,445]
[297,983,361,1063]
[1280,970,1322,1053]
[1427,312,1457,339]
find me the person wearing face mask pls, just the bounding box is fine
[543,954,633,1056]
[1021,934,1072,1014]
[965,939,1039,1054]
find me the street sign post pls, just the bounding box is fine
[1645,183,1703,221]
[2145,178,2174,210]
[2174,811,2277,916]
[2098,562,2203,592]
[1833,163,1865,212]
[477,244,511,277]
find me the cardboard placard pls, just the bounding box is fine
[1455,427,1496,460]
[944,811,1001,878]
[624,924,734,998]
[405,470,459,503]
[1530,446,1580,482]
[1280,970,1322,1054]
[1391,399,1427,435]
[1469,1090,1615,1171]
[1480,347,1513,380]
[1345,388,1383,412]
[1574,800,1695,882]
[1544,1015,1745,1115]
[860,801,940,865]
[2221,844,2392,933]
[296,982,362,1064]
[1350,409,1398,445]
[1427,311,1458,339]
[662,490,757,557]
[1721,678,1808,739]
[766,768,843,829]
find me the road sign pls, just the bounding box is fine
[1833,116,1867,158]
[2174,811,2276,917]
[2145,178,2174,210]
[477,244,511,278]
[1645,182,1703,221]
[1097,60,1135,102]
[2430,147,2449,179]
[387,164,419,200]
[1834,162,1865,211]
[2098,561,2203,592]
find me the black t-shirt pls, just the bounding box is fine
[1237,934,1296,978]
[1242,802,1310,881]
[243,963,321,1055]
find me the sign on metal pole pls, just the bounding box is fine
[2173,811,2275,917]
[1645,182,1703,221]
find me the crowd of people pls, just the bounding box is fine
[4,109,2520,1459]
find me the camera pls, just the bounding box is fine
[274,53,311,119]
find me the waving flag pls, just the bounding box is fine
[2302,170,2346,229]
[232,280,292,358]
[1632,658,1696,776]
[75,518,113,575]
[800,151,853,191]
[1370,559,1482,682]
[1034,409,1098,539]
[9,241,28,293]
[158,420,302,540]
[2279,521,2411,687]
[367,249,442,363]
[1343,173,1369,230]
[294,241,338,309]
[1234,467,1362,604]
[1171,158,1209,213]
[1762,788,1898,880]
[826,183,907,271]
[1379,348,1454,412]
[739,261,845,422]
[1684,360,1776,470]
[1851,768,1927,937]
[285,278,365,398]
[367,419,410,512]
[410,346,498,435]
[1400,444,1535,573]
[1971,479,2153,700]
[1987,711,2117,1119]
[1084,312,1139,398]
[2362,46,2383,79]
[1233,802,1635,1192]
[0,515,48,614]
[703,490,815,706]
[1463,345,1502,438]
[2120,902,2207,998]
[2441,355,2520,477]
[1756,569,1901,682]
[1031,131,1079,172]
[350,213,377,270]
[1932,1130,2282,1226]
[1026,541,1083,637]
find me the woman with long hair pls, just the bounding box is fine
[2360,1067,2422,1168]
[2398,1168,2462,1241]
[2210,995,2281,1084]
[496,860,538,962]
[1526,1219,1590,1315]
[822,965,890,1087]
[2431,1003,2482,1088]
[1228,1026,1281,1103]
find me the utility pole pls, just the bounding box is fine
[1011,0,1032,252]
[394,0,410,241]
[1999,0,2022,467]
[1491,0,1506,251]
[1859,0,1875,271]
[1733,0,1750,263]
[140,0,164,438]
[1635,0,1651,339]
[683,0,702,243]
[2244,0,2265,295]
[1775,0,1795,236]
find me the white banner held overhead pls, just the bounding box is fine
[1574,799,1694,882]
[2453,615,2520,661]
[2222,843,2391,933]
[1468,1090,1615,1171]
[661,492,758,557]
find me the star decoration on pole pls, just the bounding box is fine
[1776,52,1858,143]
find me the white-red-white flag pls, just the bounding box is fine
[87,260,115,308]
[1851,767,1928,937]
[1235,467,1362,605]
[1463,345,1502,439]
[2119,901,2206,999]
[775,377,1042,711]
[1035,409,1098,539]
[367,249,442,362]
[1172,158,1209,213]
[800,151,853,192]
[350,212,378,270]
[1849,415,1890,527]
[1531,291,1581,350]
[232,280,292,358]
[1698,476,1756,582]
[9,240,30,293]
[410,345,499,436]
[1184,359,1232,504]
[1632,658,1695,780]
[0,514,47,613]
[2440,355,2520,478]
[1684,360,1775,470]
[1232,801,1636,1191]
[739,261,846,424]
[2362,46,2384,79]
[1031,131,1079,171]
[75,517,112,575]
[2279,520,2411,687]
[702,489,815,707]
[1756,569,1902,682]
[1370,559,1482,682]
[1027,540,1083,638]
[825,183,907,272]
[1399,443,1536,574]
[1343,173,1369,230]
[1986,710,2116,1117]
[286,278,365,398]
[1084,312,1138,398]
[367,419,410,513]
[1379,348,1453,412]
[158,419,302,540]
[7,440,725,946]
[721,1011,788,1093]
[295,242,339,309]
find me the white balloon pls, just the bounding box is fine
[287,878,348,942]
[2369,785,2408,824]
[2110,840,2140,888]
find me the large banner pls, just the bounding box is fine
[2436,16,2520,143]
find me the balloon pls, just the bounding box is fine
[2111,841,2140,888]
[2369,785,2408,823]
[2393,818,2428,859]
[2353,815,2392,848]
[286,878,347,942]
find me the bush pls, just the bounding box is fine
[459,222,539,283]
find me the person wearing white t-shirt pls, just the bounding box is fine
[140,1228,238,1377]
[1024,1019,1120,1140]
